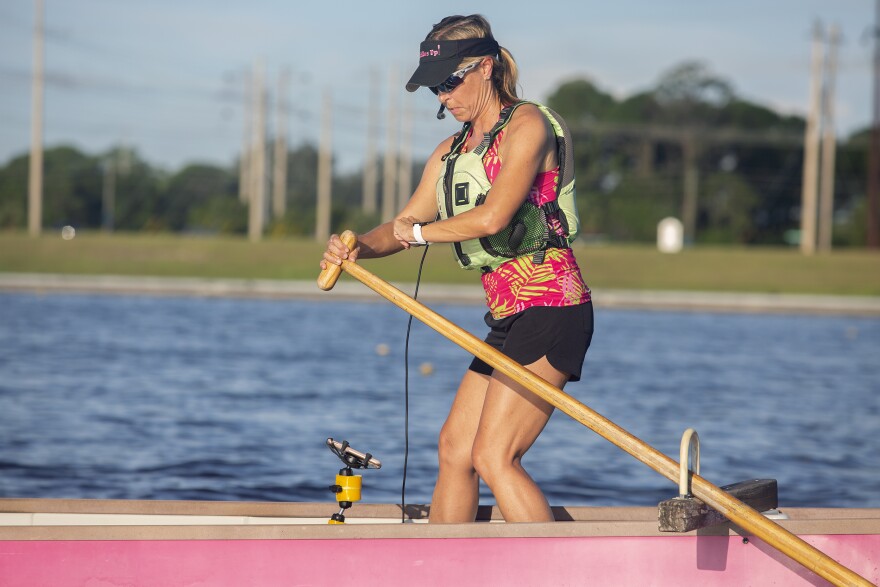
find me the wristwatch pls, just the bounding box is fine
[408,222,429,246]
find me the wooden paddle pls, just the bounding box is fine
[317,230,872,587]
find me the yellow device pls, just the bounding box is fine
[326,438,380,524]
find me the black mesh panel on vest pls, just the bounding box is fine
[479,204,549,260]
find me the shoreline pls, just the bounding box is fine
[1,272,879,316]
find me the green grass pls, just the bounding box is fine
[2,231,879,295]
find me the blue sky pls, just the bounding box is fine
[0,0,874,172]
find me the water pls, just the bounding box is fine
[0,292,877,508]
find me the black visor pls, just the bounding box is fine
[405,38,499,92]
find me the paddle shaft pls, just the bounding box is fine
[316,233,872,587]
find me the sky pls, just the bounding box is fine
[0,0,876,174]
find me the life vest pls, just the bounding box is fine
[435,100,579,272]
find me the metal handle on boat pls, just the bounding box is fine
[678,428,700,498]
[315,230,873,587]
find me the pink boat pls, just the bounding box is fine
[1,497,878,586]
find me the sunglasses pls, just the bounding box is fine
[429,60,481,95]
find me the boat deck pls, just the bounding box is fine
[1,497,878,540]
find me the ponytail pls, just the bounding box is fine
[494,46,519,106]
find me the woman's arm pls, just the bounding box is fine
[395,105,557,245]
[321,136,453,268]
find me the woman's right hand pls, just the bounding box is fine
[320,232,360,270]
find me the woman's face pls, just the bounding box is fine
[436,57,493,122]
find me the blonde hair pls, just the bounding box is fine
[426,15,519,106]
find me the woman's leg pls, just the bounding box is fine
[429,369,491,523]
[471,355,569,522]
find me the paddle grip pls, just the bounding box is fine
[317,230,358,291]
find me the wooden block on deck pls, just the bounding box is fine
[658,479,778,532]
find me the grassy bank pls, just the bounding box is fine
[3,231,879,295]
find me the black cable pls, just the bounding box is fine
[402,243,431,523]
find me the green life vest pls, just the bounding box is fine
[435,100,579,272]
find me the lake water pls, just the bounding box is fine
[0,292,877,509]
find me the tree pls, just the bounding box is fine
[720,99,803,132]
[109,148,164,231]
[605,174,680,241]
[268,144,319,237]
[653,61,734,125]
[160,164,236,232]
[543,62,818,244]
[831,128,871,246]
[698,171,760,244]
[546,78,618,123]
[0,154,28,228]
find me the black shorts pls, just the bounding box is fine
[468,302,594,382]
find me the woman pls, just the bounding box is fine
[321,14,593,523]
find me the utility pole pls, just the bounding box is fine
[239,66,252,204]
[681,133,699,244]
[397,95,413,211]
[800,21,824,255]
[869,0,880,249]
[818,25,840,253]
[248,62,267,242]
[362,69,379,215]
[28,0,44,237]
[637,139,654,178]
[272,68,290,219]
[382,67,399,222]
[316,88,333,242]
[102,154,115,232]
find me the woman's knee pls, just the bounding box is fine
[471,439,518,485]
[437,424,474,472]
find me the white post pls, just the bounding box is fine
[657,217,684,253]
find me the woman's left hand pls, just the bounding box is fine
[393,216,418,249]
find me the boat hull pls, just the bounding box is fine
[1,499,878,586]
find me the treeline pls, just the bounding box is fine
[0,143,392,238]
[0,61,872,246]
[545,62,870,246]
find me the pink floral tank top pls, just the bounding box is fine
[479,129,591,319]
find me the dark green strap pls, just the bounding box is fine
[473,102,531,156]
[445,101,534,160]
[442,122,473,160]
